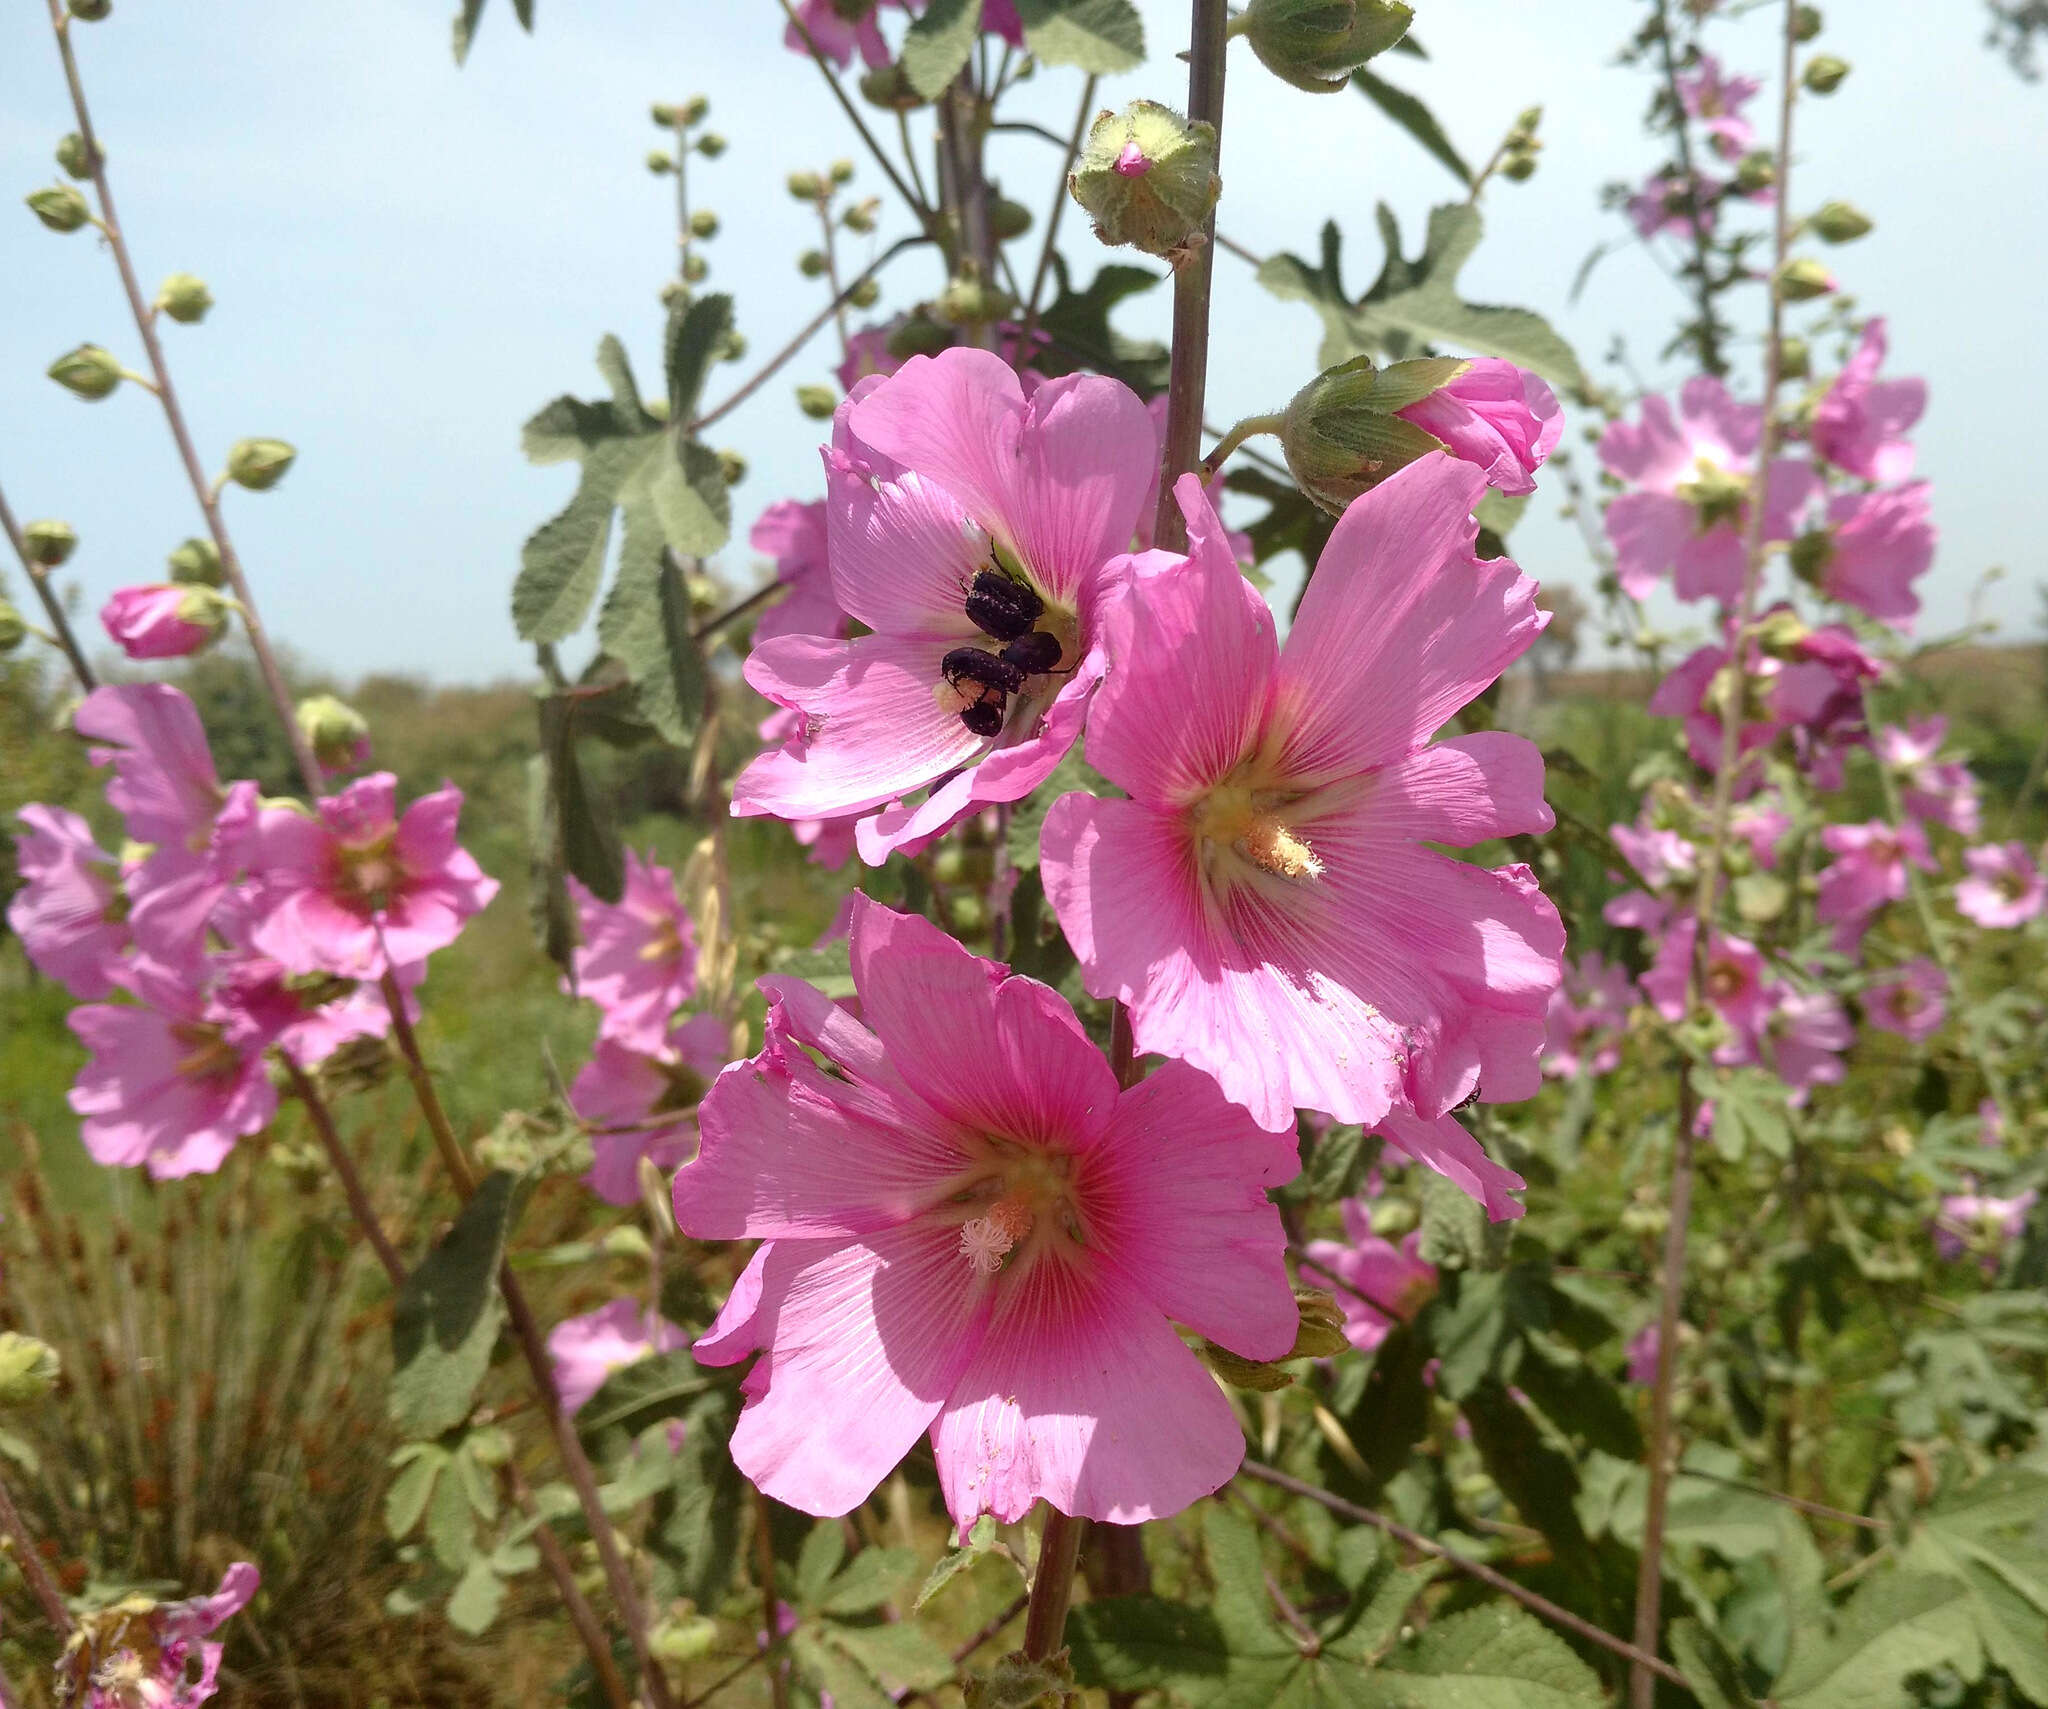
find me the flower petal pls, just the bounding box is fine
[827,462,992,636]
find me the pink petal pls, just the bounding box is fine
[826,460,993,635]
[1372,1106,1525,1221]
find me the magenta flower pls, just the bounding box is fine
[1640,919,1771,1038]
[1542,951,1634,1080]
[1816,820,1933,930]
[1599,378,1816,601]
[573,1010,731,1205]
[674,896,1298,1530]
[1730,795,1792,869]
[1934,1188,2036,1268]
[99,583,229,659]
[1812,319,1926,483]
[1041,463,1563,1151]
[1877,718,1946,770]
[1814,482,1934,630]
[1955,841,2045,929]
[1677,53,1762,158]
[1627,170,1720,241]
[735,349,1156,863]
[1611,813,1699,892]
[57,1561,259,1709]
[1395,359,1564,497]
[782,0,896,68]
[750,498,846,645]
[247,772,497,980]
[568,850,697,1054]
[548,1298,693,1415]
[1863,957,1947,1042]
[1301,1204,1436,1353]
[7,804,130,998]
[68,956,277,1178]
[1750,985,1851,1099]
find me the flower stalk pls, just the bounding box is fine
[0,478,96,692]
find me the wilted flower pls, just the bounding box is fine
[56,1562,259,1709]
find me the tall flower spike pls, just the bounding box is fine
[672,896,1299,1532]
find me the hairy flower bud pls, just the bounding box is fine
[829,157,855,184]
[858,63,927,112]
[682,93,710,125]
[1777,335,1810,380]
[787,169,824,201]
[717,448,747,485]
[1238,0,1414,93]
[1501,147,1538,182]
[695,131,727,159]
[650,101,679,127]
[682,253,709,283]
[843,197,880,234]
[689,208,719,239]
[22,518,78,567]
[934,270,1015,329]
[1277,354,1465,514]
[155,271,214,323]
[1069,100,1220,265]
[102,583,230,658]
[886,312,953,362]
[718,330,747,362]
[67,0,111,19]
[167,535,224,586]
[1809,200,1872,243]
[55,132,94,178]
[1802,53,1849,93]
[296,693,371,770]
[27,184,91,233]
[1733,150,1777,194]
[0,600,25,654]
[1775,257,1835,301]
[797,248,828,277]
[846,276,879,308]
[0,1334,59,1408]
[1786,527,1832,587]
[48,343,123,400]
[795,383,837,419]
[1793,4,1822,39]
[989,196,1032,240]
[226,437,298,490]
[647,149,675,174]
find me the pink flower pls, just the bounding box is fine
[58,1561,259,1709]
[1300,1204,1436,1353]
[1395,359,1564,497]
[1816,820,1932,929]
[750,498,847,645]
[734,348,1156,863]
[673,896,1299,1530]
[568,850,697,1053]
[1876,717,1947,770]
[756,708,864,869]
[1955,841,2045,928]
[1542,951,1634,1080]
[1730,795,1791,869]
[7,804,130,998]
[1934,1188,2036,1268]
[68,957,277,1178]
[782,0,896,69]
[1812,319,1925,483]
[981,0,1024,45]
[1862,957,1946,1041]
[836,320,906,394]
[246,773,497,980]
[573,1010,731,1205]
[1814,483,1934,630]
[1640,918,1770,1037]
[1040,463,1561,1185]
[1751,985,1851,1099]
[1677,54,1762,158]
[1604,888,1675,938]
[1611,814,1698,891]
[1627,170,1720,241]
[1625,1324,1661,1386]
[547,1298,692,1416]
[99,583,228,659]
[1599,378,1816,602]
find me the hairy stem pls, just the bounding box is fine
[1022,1506,1085,1661]
[1652,0,1728,377]
[0,479,97,692]
[0,1466,72,1635]
[380,971,477,1196]
[508,1460,636,1709]
[282,1054,406,1288]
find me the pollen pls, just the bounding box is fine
[1241,812,1324,879]
[958,1195,1033,1274]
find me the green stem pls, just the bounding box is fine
[1022,1506,1086,1661]
[1200,412,1285,479]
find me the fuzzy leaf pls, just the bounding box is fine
[537,694,623,905]
[902,0,983,98]
[445,1559,505,1635]
[819,1546,921,1616]
[576,1350,714,1461]
[384,1443,448,1540]
[666,293,734,424]
[1036,256,1171,393]
[1352,70,1473,186]
[597,521,711,748]
[1015,0,1144,72]
[649,1390,745,1608]
[389,1171,518,1439]
[511,436,639,643]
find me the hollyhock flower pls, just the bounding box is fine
[573,1011,731,1205]
[548,1298,692,1415]
[56,1561,259,1709]
[734,348,1156,862]
[1876,717,1947,771]
[837,320,906,393]
[756,708,863,869]
[1542,951,1634,1080]
[1730,795,1791,869]
[1300,1204,1436,1353]
[1934,1188,2037,1268]
[981,0,1024,45]
[1816,820,1932,929]
[1677,54,1762,158]
[1862,957,1947,1042]
[782,0,897,69]
[1627,169,1720,241]
[68,957,277,1178]
[1625,1324,1660,1386]
[568,850,697,1053]
[1640,918,1771,1037]
[1611,814,1698,892]
[1771,622,1882,758]
[674,896,1299,1529]
[1812,319,1925,483]
[1808,483,1934,630]
[1978,1099,2004,1148]
[1599,378,1816,602]
[1749,986,1851,1099]
[750,498,846,645]
[246,772,497,981]
[1395,359,1564,497]
[6,804,129,998]
[1955,841,2045,928]
[99,583,228,659]
[1604,888,1676,938]
[1903,761,1982,837]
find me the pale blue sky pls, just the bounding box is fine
[2,0,2040,683]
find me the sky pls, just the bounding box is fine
[1,0,2041,685]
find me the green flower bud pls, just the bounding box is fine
[886,312,953,361]
[28,184,92,233]
[1787,527,1833,587]
[846,277,879,309]
[1777,335,1810,380]
[650,100,679,127]
[1733,150,1776,194]
[682,93,710,125]
[682,253,708,283]
[1500,147,1538,182]
[226,437,297,491]
[651,1612,718,1664]
[155,271,213,323]
[797,248,828,278]
[167,535,223,586]
[688,208,719,239]
[56,132,94,178]
[659,279,686,308]
[296,693,370,769]
[829,157,855,184]
[786,169,824,201]
[1775,257,1835,301]
[842,198,880,235]
[23,519,78,567]
[859,63,928,112]
[1238,0,1415,93]
[1069,100,1220,265]
[716,448,747,486]
[647,149,675,174]
[1368,1197,1419,1239]
[796,383,838,419]
[1514,105,1544,134]
[717,330,746,363]
[695,132,727,159]
[67,0,111,19]
[1277,353,1467,514]
[1809,199,1872,243]
[0,600,26,654]
[934,270,1015,329]
[989,196,1032,241]
[0,1334,59,1407]
[1803,54,1849,93]
[48,343,123,400]
[1793,4,1822,39]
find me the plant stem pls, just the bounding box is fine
[380,971,477,1196]
[508,1460,636,1709]
[1652,0,1728,377]
[282,1053,405,1288]
[0,1466,72,1635]
[817,194,851,358]
[1024,73,1099,325]
[39,0,323,798]
[1199,413,1286,480]
[1021,1506,1085,1661]
[756,1492,791,1709]
[1629,7,1800,1703]
[0,479,97,692]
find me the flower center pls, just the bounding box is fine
[954,1146,1084,1275]
[172,1021,238,1084]
[1996,870,2030,901]
[639,920,683,963]
[1194,783,1323,880]
[937,563,1078,740]
[1675,457,1750,532]
[337,833,399,909]
[1704,961,1745,1003]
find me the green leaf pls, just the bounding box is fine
[1005,745,1110,874]
[597,525,711,748]
[1036,256,1171,393]
[829,1621,954,1693]
[538,694,623,905]
[511,436,637,643]
[389,1171,519,1439]
[640,438,731,558]
[770,938,856,1002]
[524,751,575,969]
[1670,1618,1754,1709]
[595,334,650,422]
[1460,1379,1597,1583]
[445,1558,505,1635]
[913,1514,1001,1612]
[424,1446,480,1570]
[1773,1574,1982,1708]
[649,1390,745,1608]
[819,1546,920,1616]
[901,0,982,99]
[385,1442,449,1540]
[1352,70,1472,187]
[452,0,487,64]
[1015,0,1144,72]
[576,1350,714,1462]
[1703,1067,1793,1162]
[1904,1465,2048,1701]
[797,1521,848,1608]
[1417,1163,1504,1272]
[665,293,734,424]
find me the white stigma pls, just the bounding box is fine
[958,1216,1015,1275]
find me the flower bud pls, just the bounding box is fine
[859,63,927,112]
[1069,100,1220,265]
[689,209,719,239]
[0,1334,59,1407]
[934,270,1015,329]
[797,248,828,278]
[1775,257,1835,301]
[1500,147,1538,182]
[56,132,94,178]
[1238,0,1415,93]
[1752,607,1811,658]
[647,149,675,174]
[101,583,230,658]
[23,519,78,566]
[1514,105,1543,134]
[829,157,855,184]
[682,94,710,125]
[226,437,297,491]
[296,693,371,771]
[27,184,91,233]
[650,101,679,127]
[795,383,837,419]
[660,279,686,307]
[1809,200,1872,243]
[1787,527,1833,587]
[886,312,952,361]
[695,132,727,158]
[155,271,213,323]
[717,330,747,363]
[1802,54,1849,93]
[1733,150,1776,194]
[842,198,879,234]
[68,0,111,19]
[652,1612,718,1664]
[1793,4,1822,39]
[167,535,224,586]
[1368,1197,1419,1239]
[0,600,26,654]
[1777,335,1810,380]
[682,253,709,283]
[1277,354,1465,514]
[787,169,824,201]
[846,277,879,308]
[989,196,1032,240]
[717,448,747,485]
[48,343,123,399]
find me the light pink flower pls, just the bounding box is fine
[1627,170,1721,241]
[1396,359,1564,497]
[7,804,130,998]
[1934,1188,2036,1268]
[750,498,846,645]
[568,850,697,1053]
[734,348,1156,863]
[58,1561,259,1709]
[1904,762,1982,837]
[674,896,1298,1531]
[573,1010,731,1205]
[547,1298,693,1416]
[1542,951,1634,1080]
[1862,957,1946,1042]
[246,772,497,980]
[836,320,906,394]
[1815,482,1934,630]
[99,584,227,659]
[1640,918,1771,1038]
[1625,1324,1660,1385]
[1676,54,1762,158]
[1611,814,1698,891]
[782,0,896,69]
[1730,795,1791,869]
[1816,820,1933,929]
[1812,319,1925,483]
[1955,841,2045,928]
[1876,717,1947,770]
[756,707,864,869]
[1604,888,1675,938]
[1750,985,1851,1099]
[1041,463,1562,1169]
[1300,1204,1436,1353]
[68,956,277,1179]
